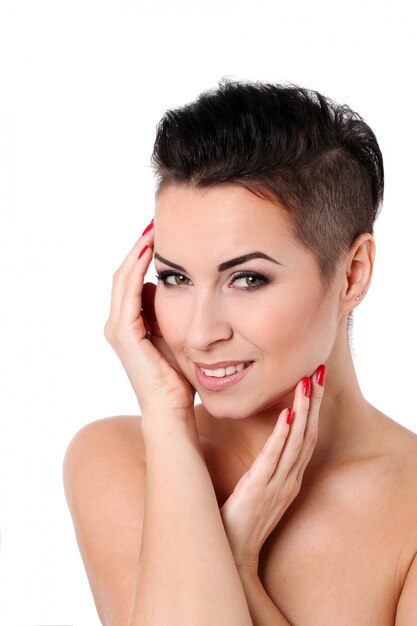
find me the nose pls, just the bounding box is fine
[186,290,233,351]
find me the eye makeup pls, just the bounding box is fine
[155,270,270,292]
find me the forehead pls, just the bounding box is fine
[154,184,295,246]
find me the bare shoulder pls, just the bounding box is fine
[63,415,147,626]
[62,408,214,626]
[374,411,417,602]
[63,415,147,518]
[369,408,417,548]
[63,413,146,473]
[376,408,417,469]
[364,407,417,499]
[63,403,211,472]
[62,404,213,486]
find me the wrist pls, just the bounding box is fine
[141,406,197,439]
[236,558,260,581]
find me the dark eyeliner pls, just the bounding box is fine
[155,270,189,288]
[232,271,269,291]
[155,270,269,291]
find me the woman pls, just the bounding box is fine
[63,79,417,625]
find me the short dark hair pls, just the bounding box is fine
[151,77,384,329]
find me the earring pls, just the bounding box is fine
[355,290,367,302]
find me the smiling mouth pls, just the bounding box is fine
[197,362,253,378]
[194,361,254,391]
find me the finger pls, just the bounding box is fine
[118,243,154,330]
[270,375,311,482]
[244,407,292,488]
[291,365,326,483]
[114,221,154,277]
[108,227,154,324]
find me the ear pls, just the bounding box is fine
[338,233,375,318]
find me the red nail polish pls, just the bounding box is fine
[302,377,311,397]
[138,245,149,259]
[316,364,326,386]
[286,408,294,424]
[141,219,154,236]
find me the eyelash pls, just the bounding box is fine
[155,270,269,292]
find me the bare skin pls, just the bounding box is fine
[65,398,417,624]
[194,378,417,623]
[63,184,417,624]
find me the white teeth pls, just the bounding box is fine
[201,362,247,378]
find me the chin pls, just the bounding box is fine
[197,377,298,421]
[197,391,275,421]
[198,398,253,420]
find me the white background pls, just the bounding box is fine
[0,0,416,624]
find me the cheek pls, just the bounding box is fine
[256,292,332,378]
[255,309,305,361]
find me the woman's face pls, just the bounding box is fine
[153,184,341,420]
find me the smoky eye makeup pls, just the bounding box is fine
[154,269,271,292]
[154,270,189,287]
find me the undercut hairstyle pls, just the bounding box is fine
[150,77,384,343]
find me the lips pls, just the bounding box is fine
[194,361,254,391]
[194,360,253,369]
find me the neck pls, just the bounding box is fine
[216,320,374,477]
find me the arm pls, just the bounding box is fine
[127,411,253,626]
[102,226,251,624]
[219,368,327,626]
[238,570,291,626]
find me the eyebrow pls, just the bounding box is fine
[153,251,283,272]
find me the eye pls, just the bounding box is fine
[155,270,269,291]
[155,271,192,287]
[231,272,268,291]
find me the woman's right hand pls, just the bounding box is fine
[104,220,196,422]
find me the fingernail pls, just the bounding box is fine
[141,219,154,236]
[316,364,326,386]
[138,245,149,259]
[302,377,311,397]
[286,408,294,424]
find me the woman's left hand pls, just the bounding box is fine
[219,364,326,576]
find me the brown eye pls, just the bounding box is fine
[155,271,192,287]
[231,272,268,290]
[245,276,263,287]
[174,274,189,285]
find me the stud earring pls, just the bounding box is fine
[355,290,367,302]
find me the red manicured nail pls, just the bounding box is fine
[286,408,294,424]
[316,364,326,386]
[141,219,154,236]
[138,245,149,259]
[302,377,311,397]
